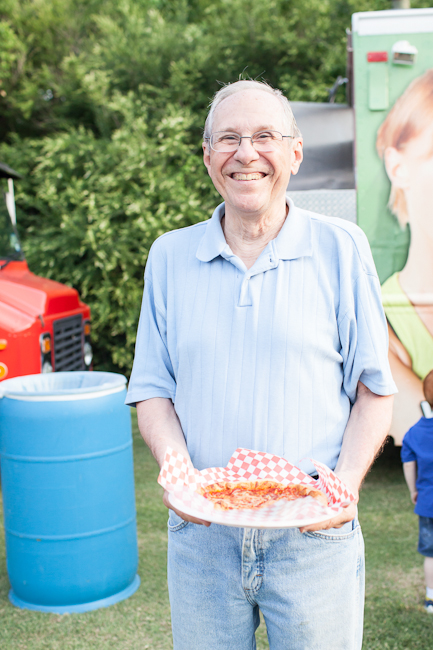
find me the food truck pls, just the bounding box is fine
[288,6,433,443]
[0,162,92,381]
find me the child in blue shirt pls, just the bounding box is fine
[401,369,433,613]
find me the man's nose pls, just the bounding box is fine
[233,137,260,164]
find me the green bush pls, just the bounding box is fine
[1,0,400,140]
[1,91,218,372]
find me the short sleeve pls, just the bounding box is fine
[401,432,416,463]
[339,271,398,403]
[125,247,176,407]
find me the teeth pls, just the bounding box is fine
[232,173,264,181]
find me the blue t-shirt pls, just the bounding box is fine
[401,417,433,518]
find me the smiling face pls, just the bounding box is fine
[203,89,303,219]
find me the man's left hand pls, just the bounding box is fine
[299,384,393,533]
[299,501,357,533]
[299,470,359,533]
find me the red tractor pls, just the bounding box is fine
[0,162,92,381]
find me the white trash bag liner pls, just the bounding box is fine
[0,372,126,399]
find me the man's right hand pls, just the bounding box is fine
[163,490,212,527]
[136,399,211,526]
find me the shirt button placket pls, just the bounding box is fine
[238,273,252,307]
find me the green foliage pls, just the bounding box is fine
[0,91,217,372]
[3,0,418,140]
[1,0,432,372]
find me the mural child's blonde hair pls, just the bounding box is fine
[376,69,433,227]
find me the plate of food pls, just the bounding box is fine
[160,448,356,529]
[168,478,331,528]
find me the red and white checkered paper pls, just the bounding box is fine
[158,447,356,528]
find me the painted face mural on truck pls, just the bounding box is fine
[378,69,433,442]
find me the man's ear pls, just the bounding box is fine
[290,138,303,176]
[203,141,211,175]
[384,146,409,189]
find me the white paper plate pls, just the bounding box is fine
[168,492,333,529]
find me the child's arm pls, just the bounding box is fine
[403,461,418,505]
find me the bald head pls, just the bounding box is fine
[204,80,301,140]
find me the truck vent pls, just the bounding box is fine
[53,315,84,372]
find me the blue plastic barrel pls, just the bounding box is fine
[0,372,140,613]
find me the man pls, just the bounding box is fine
[126,80,396,649]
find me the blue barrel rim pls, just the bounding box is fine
[0,371,127,400]
[8,574,140,614]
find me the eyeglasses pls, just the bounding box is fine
[205,130,294,153]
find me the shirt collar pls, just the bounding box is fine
[196,202,229,263]
[276,196,313,260]
[196,195,312,263]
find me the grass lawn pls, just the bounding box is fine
[1,410,432,649]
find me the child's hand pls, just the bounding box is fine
[410,491,418,505]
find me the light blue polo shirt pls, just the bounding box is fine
[126,197,397,472]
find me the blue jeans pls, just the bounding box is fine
[167,512,365,650]
[418,516,433,557]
